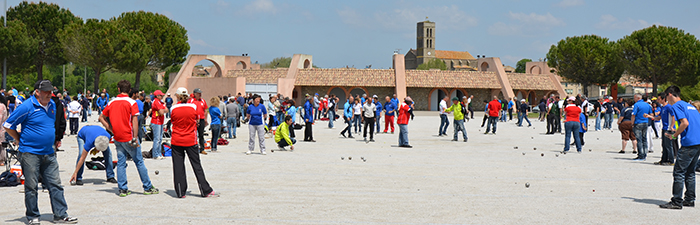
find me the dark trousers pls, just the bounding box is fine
[555,115,562,133]
[81,109,88,122]
[508,108,513,120]
[171,145,213,198]
[547,114,556,133]
[481,114,488,127]
[304,122,313,141]
[197,119,206,151]
[363,117,375,139]
[290,123,296,138]
[468,106,474,119]
[69,118,79,134]
[341,117,353,137]
[579,132,585,146]
[661,130,679,163]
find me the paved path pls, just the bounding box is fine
[1,111,698,224]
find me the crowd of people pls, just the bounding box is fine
[2,78,700,225]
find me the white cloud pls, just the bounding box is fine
[488,12,565,37]
[594,14,656,30]
[191,39,213,48]
[216,0,230,8]
[338,5,477,31]
[508,12,565,26]
[244,0,277,14]
[555,0,585,8]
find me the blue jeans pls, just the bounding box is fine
[634,123,648,159]
[277,138,297,148]
[353,115,361,133]
[375,112,381,131]
[151,124,163,157]
[485,116,498,133]
[672,144,700,204]
[276,111,285,124]
[210,124,221,150]
[114,141,153,191]
[81,108,88,122]
[604,113,613,129]
[564,121,581,152]
[227,117,238,138]
[328,110,335,128]
[18,152,68,220]
[76,136,115,180]
[439,114,449,135]
[398,124,409,146]
[595,113,601,130]
[517,112,531,126]
[453,119,467,141]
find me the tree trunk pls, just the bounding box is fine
[582,83,589,97]
[652,78,658,97]
[93,69,101,96]
[134,70,142,91]
[37,63,43,81]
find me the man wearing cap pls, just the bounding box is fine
[69,125,116,185]
[100,80,158,197]
[383,96,396,133]
[188,88,209,154]
[4,80,78,224]
[563,96,582,153]
[517,99,532,127]
[151,90,169,159]
[165,93,173,118]
[444,97,468,142]
[603,97,615,129]
[361,95,377,142]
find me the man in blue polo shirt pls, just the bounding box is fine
[3,80,78,224]
[69,125,116,185]
[647,95,678,166]
[659,86,700,210]
[340,96,355,138]
[631,93,653,161]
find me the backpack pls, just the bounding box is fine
[0,171,21,187]
[217,138,229,146]
[460,103,468,116]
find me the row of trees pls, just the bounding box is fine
[546,25,700,97]
[0,1,189,93]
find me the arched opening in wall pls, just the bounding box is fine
[529,66,541,74]
[236,61,247,70]
[349,87,367,99]
[516,91,524,101]
[292,89,298,99]
[528,91,536,105]
[191,59,222,77]
[480,62,489,71]
[450,89,465,101]
[329,87,347,109]
[429,89,447,111]
[303,59,311,69]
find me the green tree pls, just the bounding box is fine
[261,57,292,68]
[618,25,700,96]
[515,58,532,73]
[7,1,81,80]
[0,19,37,77]
[417,58,447,70]
[115,11,189,90]
[546,35,624,96]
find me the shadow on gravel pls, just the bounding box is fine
[5,214,55,224]
[621,197,667,206]
[96,187,120,196]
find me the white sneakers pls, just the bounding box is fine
[245,151,251,155]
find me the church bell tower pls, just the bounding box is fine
[417,20,435,65]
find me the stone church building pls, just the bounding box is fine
[404,20,478,71]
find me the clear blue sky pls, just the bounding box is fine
[12,0,700,69]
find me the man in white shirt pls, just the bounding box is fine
[362,99,377,142]
[67,96,82,135]
[439,96,450,136]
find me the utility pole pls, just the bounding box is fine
[62,65,65,91]
[84,67,86,94]
[2,0,7,90]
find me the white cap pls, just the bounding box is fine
[521,99,526,102]
[176,87,188,96]
[567,96,576,101]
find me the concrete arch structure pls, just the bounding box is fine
[429,88,449,111]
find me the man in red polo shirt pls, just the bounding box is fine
[100,80,158,197]
[170,87,219,198]
[150,90,169,159]
[485,95,502,134]
[187,88,208,155]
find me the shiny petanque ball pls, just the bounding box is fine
[155,170,159,175]
[525,182,530,188]
[348,156,352,160]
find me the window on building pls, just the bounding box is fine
[565,89,573,94]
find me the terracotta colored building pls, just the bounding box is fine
[166,54,565,111]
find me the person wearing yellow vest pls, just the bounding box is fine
[275,115,296,151]
[444,97,468,142]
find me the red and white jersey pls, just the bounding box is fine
[102,94,139,142]
[187,98,208,120]
[170,103,198,147]
[151,98,166,125]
